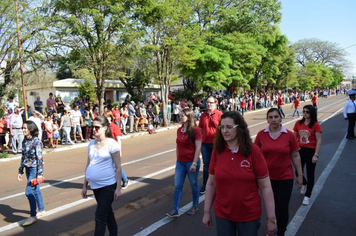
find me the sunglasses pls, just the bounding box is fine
[93,125,102,131]
[302,110,310,114]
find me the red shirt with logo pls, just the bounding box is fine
[255,127,300,180]
[198,109,222,143]
[209,144,269,222]
[176,126,202,162]
[293,121,322,149]
[293,99,300,109]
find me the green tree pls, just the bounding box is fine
[75,69,97,104]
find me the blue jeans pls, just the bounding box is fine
[200,143,213,192]
[93,183,118,236]
[62,127,74,144]
[121,168,128,182]
[278,106,286,118]
[25,167,45,217]
[292,108,300,117]
[216,216,260,236]
[173,160,201,212]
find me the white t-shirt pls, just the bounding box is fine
[5,101,18,110]
[70,110,82,125]
[85,138,121,189]
[28,116,42,131]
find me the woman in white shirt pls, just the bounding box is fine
[81,116,122,236]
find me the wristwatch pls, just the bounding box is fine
[192,162,197,166]
[267,218,277,224]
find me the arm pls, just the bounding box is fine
[59,117,64,129]
[81,155,90,198]
[291,151,303,189]
[257,177,278,236]
[190,140,202,172]
[35,141,44,183]
[111,151,122,201]
[313,132,322,163]
[202,174,216,229]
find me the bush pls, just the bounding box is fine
[0,152,9,159]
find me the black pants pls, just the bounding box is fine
[93,183,118,236]
[298,146,317,198]
[346,113,356,138]
[270,179,293,236]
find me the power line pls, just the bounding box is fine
[342,43,356,50]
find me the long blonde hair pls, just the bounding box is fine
[182,108,197,141]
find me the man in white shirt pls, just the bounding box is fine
[4,97,18,111]
[10,108,24,154]
[344,92,356,140]
[71,105,85,142]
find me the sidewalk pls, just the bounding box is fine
[0,124,181,163]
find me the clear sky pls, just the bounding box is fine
[279,0,356,78]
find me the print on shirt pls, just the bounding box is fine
[299,129,311,144]
[240,160,251,168]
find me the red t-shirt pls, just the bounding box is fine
[240,100,246,108]
[209,144,269,222]
[293,121,322,149]
[110,122,122,141]
[293,99,300,109]
[176,126,202,162]
[198,109,222,143]
[112,110,121,122]
[277,97,283,107]
[0,120,6,133]
[312,96,317,105]
[255,128,300,180]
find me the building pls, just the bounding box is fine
[25,78,160,109]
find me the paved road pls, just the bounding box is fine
[0,94,355,236]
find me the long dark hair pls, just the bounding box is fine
[181,108,197,142]
[93,116,113,138]
[214,111,251,157]
[299,105,318,128]
[24,120,39,137]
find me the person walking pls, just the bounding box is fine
[343,92,356,140]
[128,101,136,133]
[255,108,303,236]
[202,111,277,236]
[277,93,286,118]
[71,105,85,143]
[198,96,222,194]
[59,110,75,145]
[18,120,45,226]
[81,116,122,236]
[10,108,24,155]
[291,96,300,118]
[293,105,322,205]
[166,108,202,218]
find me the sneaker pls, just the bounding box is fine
[74,140,78,143]
[36,211,46,218]
[121,180,129,189]
[166,211,178,218]
[302,196,310,205]
[81,139,85,142]
[187,207,198,215]
[199,188,206,195]
[300,185,307,195]
[22,216,37,226]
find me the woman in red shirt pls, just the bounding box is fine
[255,108,303,236]
[293,105,322,205]
[166,108,202,218]
[203,111,277,236]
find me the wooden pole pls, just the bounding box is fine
[15,1,28,120]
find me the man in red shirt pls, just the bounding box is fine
[277,93,286,118]
[198,96,223,194]
[312,94,318,114]
[291,97,300,118]
[240,98,246,116]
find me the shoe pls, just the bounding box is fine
[300,185,307,195]
[121,180,129,189]
[166,211,178,218]
[187,207,198,215]
[199,189,206,195]
[22,216,37,226]
[346,136,355,140]
[74,140,78,143]
[302,196,310,205]
[36,211,46,218]
[81,139,85,142]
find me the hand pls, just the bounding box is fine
[266,221,278,236]
[81,186,88,198]
[312,155,318,164]
[296,175,303,190]
[190,164,196,172]
[37,175,43,185]
[114,188,121,201]
[344,117,348,120]
[17,174,22,181]
[11,132,15,136]
[202,213,213,229]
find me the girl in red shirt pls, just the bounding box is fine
[293,105,322,205]
[203,111,277,236]
[166,108,202,217]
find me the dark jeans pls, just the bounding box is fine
[298,146,317,198]
[200,143,213,192]
[93,183,118,236]
[84,126,92,140]
[216,216,260,236]
[270,179,293,236]
[346,113,356,138]
[278,106,286,118]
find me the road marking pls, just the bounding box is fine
[133,195,206,236]
[286,135,347,235]
[0,165,177,234]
